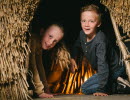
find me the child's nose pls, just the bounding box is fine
[85,22,89,26]
[48,40,53,45]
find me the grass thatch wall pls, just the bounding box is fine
[0,0,40,99]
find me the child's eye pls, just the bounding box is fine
[49,35,52,38]
[81,20,86,22]
[90,20,94,23]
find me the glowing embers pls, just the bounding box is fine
[61,57,96,94]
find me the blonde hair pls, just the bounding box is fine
[45,22,64,36]
[80,4,101,22]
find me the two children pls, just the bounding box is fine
[28,4,129,98]
[70,4,127,96]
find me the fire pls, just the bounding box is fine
[62,57,96,94]
[47,56,96,94]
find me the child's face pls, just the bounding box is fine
[41,25,63,50]
[80,11,101,36]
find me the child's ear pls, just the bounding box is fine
[97,22,101,27]
[40,28,44,36]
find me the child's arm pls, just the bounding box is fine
[70,58,78,73]
[29,39,44,95]
[29,38,53,98]
[95,42,109,96]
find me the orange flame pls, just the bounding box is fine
[47,57,96,94]
[61,57,96,94]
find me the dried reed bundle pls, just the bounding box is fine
[101,0,130,33]
[51,44,71,71]
[110,14,130,81]
[0,0,40,100]
[101,0,130,81]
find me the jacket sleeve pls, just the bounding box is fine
[29,39,44,95]
[32,62,44,95]
[96,42,109,93]
[35,51,50,93]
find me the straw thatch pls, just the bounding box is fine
[0,0,40,100]
[101,0,130,81]
[101,0,130,33]
[51,43,71,71]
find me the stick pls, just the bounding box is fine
[110,14,130,82]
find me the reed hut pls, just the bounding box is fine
[100,0,130,81]
[0,0,130,99]
[0,0,40,100]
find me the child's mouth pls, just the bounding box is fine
[85,29,90,30]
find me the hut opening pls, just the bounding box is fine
[30,0,130,94]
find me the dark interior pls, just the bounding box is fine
[30,0,118,49]
[29,0,130,94]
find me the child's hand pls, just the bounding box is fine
[70,59,78,73]
[39,92,54,98]
[93,92,108,96]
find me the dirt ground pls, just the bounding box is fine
[34,94,130,100]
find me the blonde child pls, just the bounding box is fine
[70,4,127,96]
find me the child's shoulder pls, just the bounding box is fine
[30,34,41,49]
[31,34,41,40]
[95,30,107,43]
[80,30,84,34]
[79,30,86,37]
